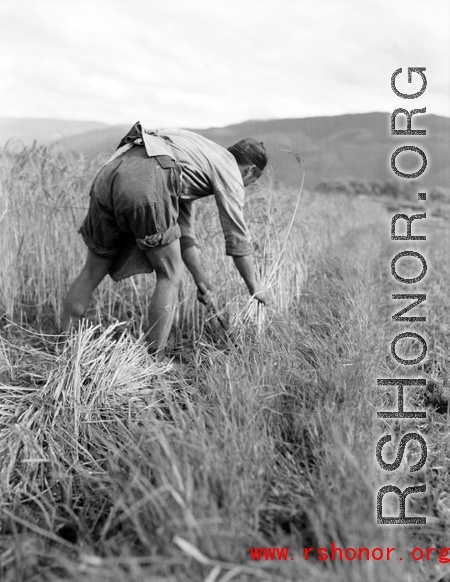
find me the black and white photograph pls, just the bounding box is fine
[0,1,449,581]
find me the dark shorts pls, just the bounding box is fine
[79,146,182,259]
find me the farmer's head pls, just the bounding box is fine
[228,138,267,187]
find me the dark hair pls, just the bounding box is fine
[228,138,267,171]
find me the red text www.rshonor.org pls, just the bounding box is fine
[249,544,450,563]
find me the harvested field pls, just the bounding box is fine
[1,145,449,582]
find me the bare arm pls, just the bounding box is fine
[178,200,268,304]
[232,255,258,294]
[181,245,211,290]
[233,255,269,305]
[182,247,268,306]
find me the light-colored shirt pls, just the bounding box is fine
[155,128,253,257]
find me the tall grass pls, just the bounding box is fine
[0,144,367,343]
[1,145,448,581]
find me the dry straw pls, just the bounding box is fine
[0,321,170,499]
[1,141,428,582]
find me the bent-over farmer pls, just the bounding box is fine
[60,121,269,358]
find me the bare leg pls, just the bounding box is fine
[144,239,183,359]
[60,250,113,341]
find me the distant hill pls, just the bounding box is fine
[0,118,108,147]
[1,114,448,189]
[197,113,450,190]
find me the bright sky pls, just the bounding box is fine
[1,0,449,128]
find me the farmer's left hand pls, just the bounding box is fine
[197,282,218,310]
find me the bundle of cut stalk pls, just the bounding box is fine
[0,321,170,499]
[229,152,305,337]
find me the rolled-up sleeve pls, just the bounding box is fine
[211,166,253,257]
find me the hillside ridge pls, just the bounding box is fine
[2,113,448,189]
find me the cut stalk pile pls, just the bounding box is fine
[0,322,170,500]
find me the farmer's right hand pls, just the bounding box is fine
[252,288,271,306]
